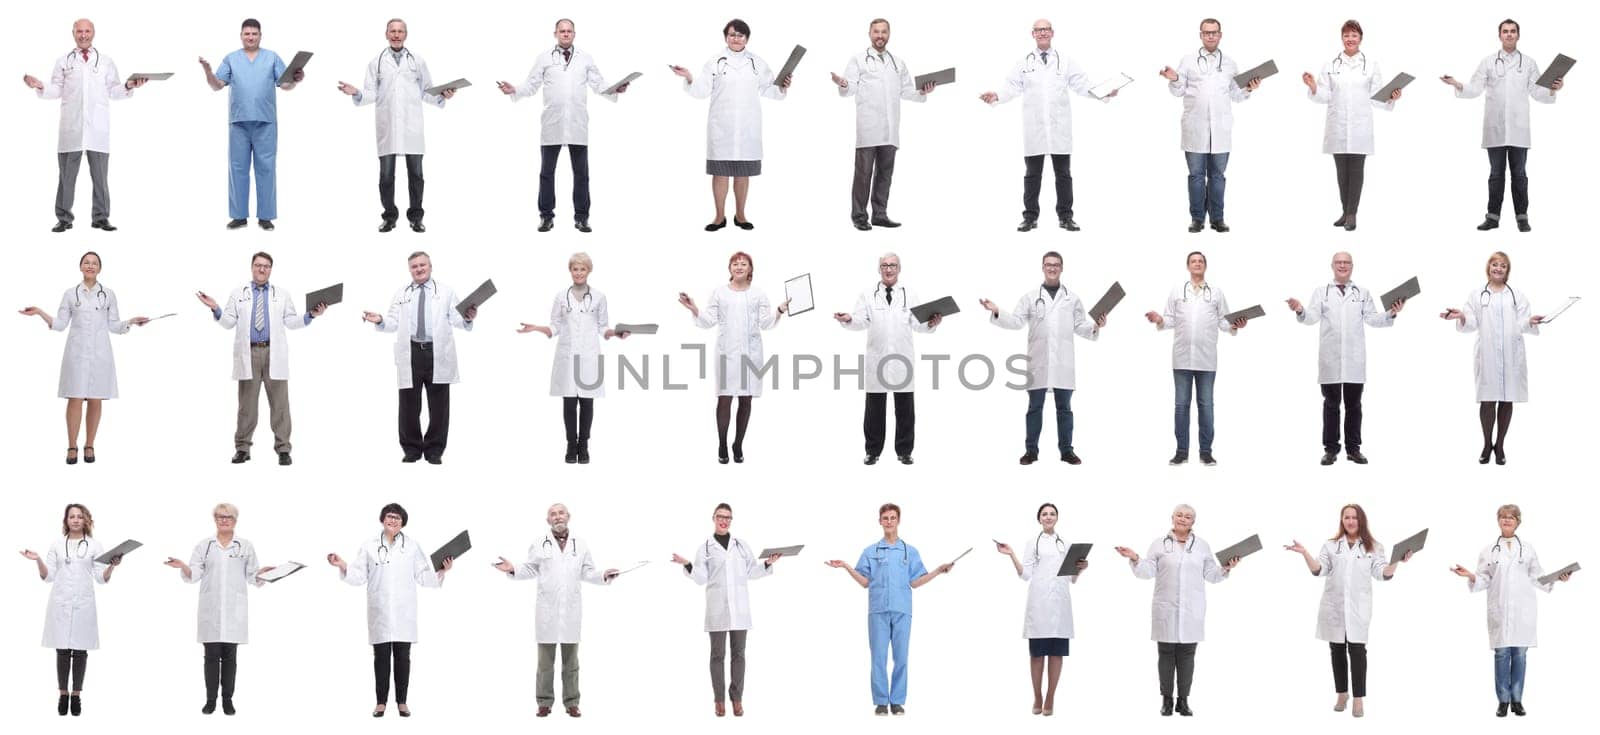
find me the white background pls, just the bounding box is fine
[1,0,1595,733]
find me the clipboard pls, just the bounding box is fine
[457,279,496,318]
[601,72,642,95]
[1379,277,1421,310]
[1056,543,1092,577]
[910,296,959,324]
[305,283,343,313]
[1535,54,1576,89]
[94,539,142,564]
[1540,297,1581,324]
[757,545,804,558]
[1223,305,1266,323]
[613,323,658,335]
[129,72,175,82]
[424,78,471,95]
[1213,534,1262,565]
[913,67,955,88]
[277,51,313,86]
[1089,73,1133,100]
[1089,281,1125,321]
[1370,72,1414,102]
[776,45,806,85]
[1538,562,1579,586]
[430,530,471,571]
[1232,60,1277,88]
[259,561,307,583]
[1391,528,1428,562]
[784,274,815,317]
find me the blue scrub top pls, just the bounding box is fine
[216,48,286,123]
[855,539,926,615]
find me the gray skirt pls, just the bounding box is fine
[707,159,762,177]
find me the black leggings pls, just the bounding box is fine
[1333,154,1366,215]
[202,642,239,701]
[1479,402,1513,451]
[1330,641,1368,697]
[715,396,752,451]
[562,397,595,443]
[56,649,87,692]
[374,642,413,704]
[1156,642,1197,697]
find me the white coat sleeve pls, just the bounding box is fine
[747,549,774,582]
[1362,291,1395,328]
[1367,61,1396,111]
[1457,292,1479,334]
[1202,546,1230,583]
[447,288,472,331]
[1063,57,1095,99]
[511,61,540,100]
[377,290,402,333]
[415,541,443,589]
[685,59,716,100]
[900,60,925,103]
[579,545,607,585]
[1516,291,1539,336]
[353,58,380,107]
[1072,297,1099,340]
[1455,58,1489,100]
[1131,541,1161,579]
[588,59,618,103]
[991,293,1031,330]
[1019,540,1040,581]
[511,544,541,581]
[184,541,207,584]
[692,290,719,329]
[756,291,778,331]
[908,290,934,334]
[756,56,786,101]
[1308,66,1333,105]
[282,293,308,331]
[1167,58,1188,98]
[91,539,110,586]
[1526,59,1555,104]
[840,291,869,332]
[43,542,62,583]
[243,541,264,588]
[1215,290,1235,334]
[838,56,861,98]
[39,58,65,101]
[51,290,73,333]
[1527,547,1556,593]
[547,293,567,338]
[1158,291,1178,332]
[418,58,445,108]
[686,542,710,585]
[104,58,131,100]
[342,545,371,587]
[1225,59,1250,103]
[218,291,240,329]
[1314,543,1334,577]
[1368,544,1391,581]
[107,291,131,335]
[595,293,610,338]
[1469,547,1493,592]
[1297,286,1324,326]
[995,61,1026,104]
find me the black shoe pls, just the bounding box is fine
[53,221,73,233]
[1019,453,1038,465]
[897,455,913,465]
[222,699,236,716]
[732,443,745,463]
[565,441,578,464]
[59,694,70,716]
[1342,214,1356,231]
[1017,219,1038,232]
[1511,702,1525,716]
[1346,450,1368,464]
[1496,702,1509,717]
[1200,452,1217,466]
[1161,696,1174,717]
[398,706,411,718]
[718,445,729,464]
[1479,447,1493,464]
[853,221,872,231]
[1332,215,1347,227]
[1058,218,1080,231]
[379,221,397,233]
[1321,452,1337,466]
[231,451,250,464]
[864,455,879,465]
[538,217,555,232]
[202,700,217,715]
[67,447,79,465]
[1175,697,1192,716]
[410,221,426,233]
[83,446,95,464]
[1061,451,1082,465]
[402,454,421,463]
[576,441,590,464]
[733,218,754,230]
[1517,218,1531,233]
[1494,447,1506,465]
[277,452,292,466]
[890,704,905,716]
[875,705,889,716]
[92,220,117,231]
[70,695,81,716]
[1477,217,1500,231]
[574,220,591,233]
[1169,452,1189,466]
[870,218,901,228]
[1188,220,1204,233]
[373,707,385,718]
[226,218,248,230]
[1210,221,1229,233]
[426,456,442,465]
[704,218,727,232]
[257,219,274,231]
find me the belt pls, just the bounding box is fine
[412,341,434,351]
[250,341,270,348]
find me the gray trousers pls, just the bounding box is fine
[536,643,580,707]
[709,630,748,703]
[56,151,110,225]
[236,344,292,453]
[851,145,897,224]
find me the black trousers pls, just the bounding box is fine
[1333,154,1366,216]
[851,145,897,224]
[562,396,595,443]
[378,154,424,224]
[56,649,87,691]
[202,642,239,701]
[863,392,915,458]
[1330,641,1368,697]
[1486,146,1529,218]
[399,342,450,460]
[539,144,591,220]
[1320,383,1364,454]
[1156,642,1197,697]
[1022,154,1073,221]
[374,642,413,704]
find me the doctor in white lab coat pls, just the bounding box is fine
[831,19,933,229]
[995,502,1087,716]
[499,19,627,232]
[983,251,1103,465]
[1116,504,1238,717]
[1302,20,1401,231]
[18,251,149,465]
[21,503,121,712]
[164,503,272,715]
[1451,504,1574,715]
[673,18,791,231]
[1286,504,1409,717]
[1286,252,1401,465]
[338,19,452,232]
[363,252,475,464]
[1145,251,1246,466]
[679,252,788,464]
[328,503,451,716]
[670,503,781,716]
[494,504,619,717]
[197,252,329,465]
[1442,21,1564,232]
[24,19,145,232]
[1160,18,1259,231]
[836,253,939,465]
[1441,251,1545,465]
[979,18,1115,231]
[518,253,628,464]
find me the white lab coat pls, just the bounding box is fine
[512,45,616,146]
[181,536,261,644]
[1468,537,1554,649]
[994,49,1095,156]
[1295,281,1394,384]
[547,286,609,398]
[684,535,772,632]
[840,283,933,393]
[1457,286,1537,402]
[216,283,309,381]
[340,532,442,645]
[1018,531,1077,639]
[375,280,472,390]
[52,283,130,399]
[838,48,925,148]
[40,536,108,650]
[508,533,608,644]
[1131,534,1228,643]
[1159,282,1233,371]
[352,48,444,156]
[685,49,787,161]
[1307,52,1394,155]
[1168,48,1250,153]
[37,48,132,153]
[1455,50,1554,149]
[691,284,779,397]
[991,286,1099,390]
[1312,539,1389,643]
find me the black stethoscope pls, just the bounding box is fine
[715,53,760,78]
[1332,537,1374,556]
[705,537,752,561]
[1022,49,1062,75]
[63,48,101,73]
[205,538,245,559]
[240,283,277,301]
[373,47,419,82]
[874,282,906,308]
[1180,282,1214,303]
[863,49,900,73]
[1195,47,1223,72]
[74,283,109,309]
[1331,51,1368,76]
[396,280,431,306]
[1491,535,1525,563]
[1162,533,1198,554]
[1324,283,1366,302]
[1479,282,1519,308]
[541,535,579,558]
[377,532,406,566]
[1033,531,1067,558]
[1493,50,1524,77]
[873,542,911,565]
[66,537,90,560]
[564,286,596,314]
[550,46,579,72]
[1033,284,1066,309]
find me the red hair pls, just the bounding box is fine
[728,251,755,282]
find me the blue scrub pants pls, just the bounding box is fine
[868,612,911,705]
[229,121,277,220]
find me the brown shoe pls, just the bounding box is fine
[715,701,726,717]
[566,706,582,718]
[732,701,744,717]
[536,706,551,717]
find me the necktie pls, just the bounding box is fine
[81,49,89,62]
[562,48,572,64]
[1338,284,1347,296]
[885,288,892,305]
[415,283,428,342]
[1040,51,1048,65]
[252,287,266,333]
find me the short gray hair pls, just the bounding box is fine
[569,252,593,270]
[1172,503,1197,520]
[214,502,240,520]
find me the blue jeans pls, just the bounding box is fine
[1184,152,1228,223]
[868,612,911,705]
[1173,370,1216,453]
[1024,388,1074,455]
[1494,647,1527,703]
[228,121,278,220]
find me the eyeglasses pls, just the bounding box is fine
[1200,31,1221,37]
[1032,27,1053,34]
[214,515,236,522]
[714,515,734,521]
[726,32,747,40]
[383,514,404,521]
[879,264,900,270]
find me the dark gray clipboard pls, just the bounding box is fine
[457,279,496,319]
[1380,277,1420,309]
[776,45,806,85]
[1391,528,1428,562]
[1536,54,1575,89]
[911,296,959,324]
[1223,304,1266,323]
[1056,543,1092,577]
[430,530,471,571]
[277,51,313,86]
[1370,72,1414,101]
[305,283,343,313]
[1090,281,1125,321]
[95,539,142,564]
[1214,534,1262,565]
[1232,59,1277,88]
[914,67,955,88]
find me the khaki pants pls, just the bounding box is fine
[536,643,580,707]
[236,344,291,453]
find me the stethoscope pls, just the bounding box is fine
[1162,533,1197,554]
[1180,282,1214,303]
[1032,284,1064,309]
[873,541,911,565]
[373,47,419,82]
[1479,282,1519,308]
[63,48,101,73]
[715,52,759,78]
[66,537,90,560]
[395,280,431,306]
[239,283,277,301]
[550,46,578,72]
[1332,537,1374,556]
[1022,49,1062,75]
[1331,51,1368,75]
[874,282,906,309]
[377,532,406,566]
[1493,50,1524,77]
[1324,283,1366,302]
[863,49,900,73]
[1195,47,1223,72]
[204,538,245,559]
[542,535,579,558]
[74,283,109,309]
[564,285,596,314]
[1034,531,1067,558]
[705,537,752,561]
[1490,535,1524,563]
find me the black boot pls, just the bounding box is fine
[564,440,578,464]
[1161,696,1174,716]
[1496,702,1509,717]
[1511,702,1526,716]
[58,694,70,716]
[70,694,82,716]
[1175,697,1193,716]
[576,439,590,464]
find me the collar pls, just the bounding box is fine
[1497,48,1520,62]
[1327,279,1355,288]
[723,48,750,60]
[409,279,432,291]
[250,281,271,292]
[1186,280,1208,292]
[1337,50,1366,64]
[867,47,889,59]
[78,282,105,295]
[877,537,905,549]
[1198,46,1220,58]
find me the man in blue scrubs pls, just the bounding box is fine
[826,503,954,715]
[200,18,303,230]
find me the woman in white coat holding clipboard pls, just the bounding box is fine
[678,251,788,464]
[1285,504,1411,718]
[327,503,451,718]
[1440,251,1545,465]
[995,502,1087,716]
[1451,504,1574,717]
[1301,20,1401,231]
[164,503,274,716]
[671,503,781,717]
[518,253,627,465]
[20,504,122,716]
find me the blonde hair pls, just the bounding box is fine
[214,502,240,520]
[1497,504,1522,522]
[569,252,594,271]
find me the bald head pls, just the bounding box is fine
[1032,18,1054,50]
[1331,251,1354,283]
[73,19,95,50]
